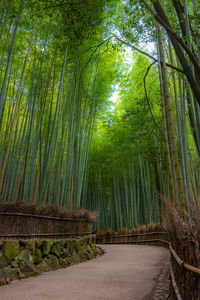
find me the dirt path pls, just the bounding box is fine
[0,245,168,300]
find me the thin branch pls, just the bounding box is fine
[140,0,200,75]
[80,34,184,79]
[80,36,114,77]
[113,35,184,73]
[140,0,200,103]
[143,61,161,131]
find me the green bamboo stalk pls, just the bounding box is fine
[157,22,185,210]
[192,0,200,61]
[0,0,25,128]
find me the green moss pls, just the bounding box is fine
[59,257,69,267]
[2,241,20,264]
[0,253,8,268]
[25,240,36,254]
[88,237,93,247]
[46,255,59,270]
[0,237,96,285]
[41,240,54,256]
[60,247,69,258]
[0,267,18,282]
[25,271,35,277]
[81,237,88,248]
[71,253,81,264]
[51,241,62,257]
[16,249,34,273]
[36,260,50,273]
[16,249,32,261]
[35,239,43,248]
[78,249,87,260]
[33,248,42,264]
[64,239,73,254]
[74,239,81,252]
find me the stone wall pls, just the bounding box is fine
[0,236,97,285]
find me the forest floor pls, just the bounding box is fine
[0,245,169,300]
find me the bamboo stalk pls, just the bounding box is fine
[156,23,186,211]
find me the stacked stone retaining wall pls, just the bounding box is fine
[0,236,97,285]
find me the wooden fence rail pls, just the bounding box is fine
[0,212,88,221]
[0,232,92,239]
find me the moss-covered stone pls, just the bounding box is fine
[34,248,42,264]
[16,249,32,262]
[78,249,87,260]
[88,237,93,247]
[60,247,69,258]
[85,244,96,259]
[16,249,34,273]
[36,260,50,273]
[81,238,88,248]
[46,255,59,270]
[25,240,35,254]
[18,259,34,273]
[59,240,66,248]
[35,239,43,248]
[41,240,53,256]
[2,241,20,264]
[24,270,35,277]
[64,239,73,254]
[59,257,69,267]
[85,251,91,259]
[86,244,91,251]
[71,253,81,264]
[90,243,97,254]
[18,270,26,279]
[66,257,73,265]
[0,267,18,283]
[65,238,73,247]
[0,253,8,268]
[51,241,62,257]
[10,260,18,268]
[74,239,81,252]
[0,236,97,285]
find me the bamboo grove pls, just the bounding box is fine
[84,0,200,231]
[0,0,200,231]
[0,0,117,209]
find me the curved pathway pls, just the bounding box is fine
[0,245,168,300]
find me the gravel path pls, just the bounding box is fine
[0,245,168,300]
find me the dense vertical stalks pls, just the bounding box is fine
[156,23,186,212]
[0,1,102,210]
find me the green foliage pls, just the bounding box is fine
[0,0,199,232]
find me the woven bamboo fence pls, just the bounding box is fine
[0,212,93,238]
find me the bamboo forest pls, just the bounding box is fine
[1,0,200,298]
[0,0,200,231]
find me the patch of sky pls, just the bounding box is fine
[108,46,133,110]
[106,28,156,112]
[109,83,120,108]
